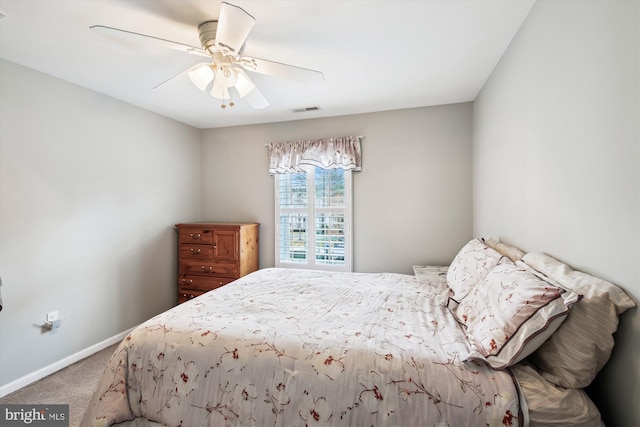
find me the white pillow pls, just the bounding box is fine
[523,252,636,388]
[511,364,602,427]
[482,237,525,262]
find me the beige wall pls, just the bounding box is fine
[0,59,202,389]
[200,103,474,274]
[473,1,639,425]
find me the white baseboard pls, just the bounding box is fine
[0,329,133,398]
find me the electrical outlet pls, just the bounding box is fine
[47,311,59,322]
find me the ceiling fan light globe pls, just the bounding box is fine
[188,64,214,91]
[211,81,230,101]
[235,68,256,98]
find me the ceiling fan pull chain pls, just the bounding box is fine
[221,92,235,109]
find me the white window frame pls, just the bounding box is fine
[274,166,353,272]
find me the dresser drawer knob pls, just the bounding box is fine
[190,248,201,255]
[189,233,201,240]
[201,266,214,273]
[182,278,193,284]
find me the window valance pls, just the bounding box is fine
[266,136,362,174]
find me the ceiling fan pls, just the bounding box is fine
[91,1,324,109]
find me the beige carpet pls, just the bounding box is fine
[0,343,118,427]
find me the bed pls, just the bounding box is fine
[82,238,636,427]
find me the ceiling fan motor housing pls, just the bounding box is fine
[198,20,247,57]
[198,21,219,54]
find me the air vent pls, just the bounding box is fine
[291,106,320,113]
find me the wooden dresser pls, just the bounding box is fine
[175,222,259,304]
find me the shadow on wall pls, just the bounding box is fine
[587,308,639,426]
[113,226,178,327]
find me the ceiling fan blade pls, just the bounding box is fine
[240,56,325,84]
[90,25,209,57]
[215,2,256,55]
[243,86,270,109]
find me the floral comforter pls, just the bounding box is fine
[82,268,523,427]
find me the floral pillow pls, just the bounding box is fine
[457,262,579,369]
[446,239,504,300]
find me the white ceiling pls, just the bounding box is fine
[0,0,535,129]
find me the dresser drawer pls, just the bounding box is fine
[179,275,234,292]
[178,290,202,304]
[180,261,239,278]
[179,229,213,244]
[179,245,214,259]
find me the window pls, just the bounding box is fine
[268,135,360,271]
[275,166,352,271]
